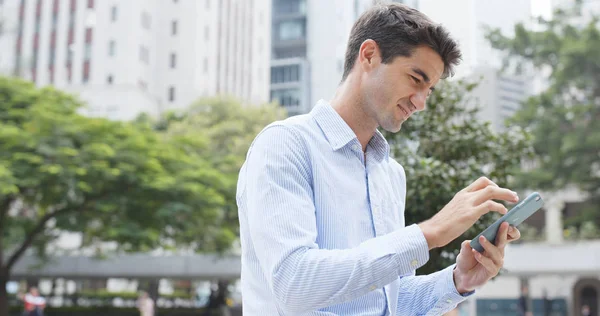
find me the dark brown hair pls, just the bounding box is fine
[342,2,462,81]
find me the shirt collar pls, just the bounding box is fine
[311,99,390,162]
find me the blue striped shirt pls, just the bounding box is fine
[236,100,471,315]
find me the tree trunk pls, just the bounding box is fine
[0,269,9,316]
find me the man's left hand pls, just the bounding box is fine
[453,222,521,293]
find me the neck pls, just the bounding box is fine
[330,74,377,152]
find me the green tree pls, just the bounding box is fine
[0,77,228,316]
[382,79,534,274]
[137,97,286,309]
[485,3,600,225]
[147,97,287,251]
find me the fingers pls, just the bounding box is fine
[456,240,470,264]
[475,200,508,216]
[507,226,521,242]
[479,234,504,267]
[495,222,510,249]
[473,185,519,205]
[472,248,499,275]
[464,176,498,192]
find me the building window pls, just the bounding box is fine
[204,26,210,40]
[48,50,55,66]
[278,20,305,40]
[171,20,177,35]
[111,6,117,21]
[168,86,175,102]
[66,48,73,63]
[139,46,149,64]
[271,88,300,107]
[271,65,300,84]
[141,11,151,30]
[274,0,306,14]
[87,0,94,9]
[203,57,208,74]
[170,53,176,68]
[52,14,58,29]
[205,0,209,9]
[82,61,90,83]
[84,42,91,60]
[107,74,113,84]
[108,40,115,56]
[69,11,75,28]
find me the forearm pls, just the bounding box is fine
[396,264,473,315]
[260,224,429,313]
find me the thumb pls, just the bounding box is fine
[461,240,472,252]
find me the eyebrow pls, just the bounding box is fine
[411,67,436,91]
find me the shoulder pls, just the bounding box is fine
[248,113,314,157]
[387,156,407,181]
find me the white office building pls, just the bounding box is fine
[416,0,534,132]
[269,0,352,116]
[418,0,533,77]
[270,0,418,116]
[0,0,271,120]
[466,65,531,132]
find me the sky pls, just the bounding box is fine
[531,0,553,19]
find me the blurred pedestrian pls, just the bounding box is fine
[542,288,552,316]
[18,287,46,316]
[581,304,591,316]
[518,285,532,316]
[136,291,154,316]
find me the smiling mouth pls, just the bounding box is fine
[398,104,409,116]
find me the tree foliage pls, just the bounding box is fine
[0,78,281,315]
[382,79,534,275]
[140,97,287,250]
[485,3,600,225]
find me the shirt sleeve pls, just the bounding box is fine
[242,124,431,314]
[396,264,475,315]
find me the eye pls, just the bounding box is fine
[410,75,421,84]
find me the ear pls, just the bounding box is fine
[358,39,381,71]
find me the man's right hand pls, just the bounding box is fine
[418,176,519,249]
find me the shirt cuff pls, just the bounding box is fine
[425,264,474,315]
[390,224,430,276]
[443,263,475,300]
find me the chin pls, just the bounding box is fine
[381,122,403,133]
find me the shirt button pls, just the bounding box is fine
[369,285,377,291]
[352,144,361,151]
[411,259,419,267]
[446,299,453,303]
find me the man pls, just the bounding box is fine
[236,3,521,315]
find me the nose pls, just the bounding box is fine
[410,90,427,111]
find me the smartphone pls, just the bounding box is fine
[470,192,544,253]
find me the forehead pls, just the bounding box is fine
[390,46,444,81]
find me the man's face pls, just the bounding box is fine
[360,44,444,133]
[30,288,39,296]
